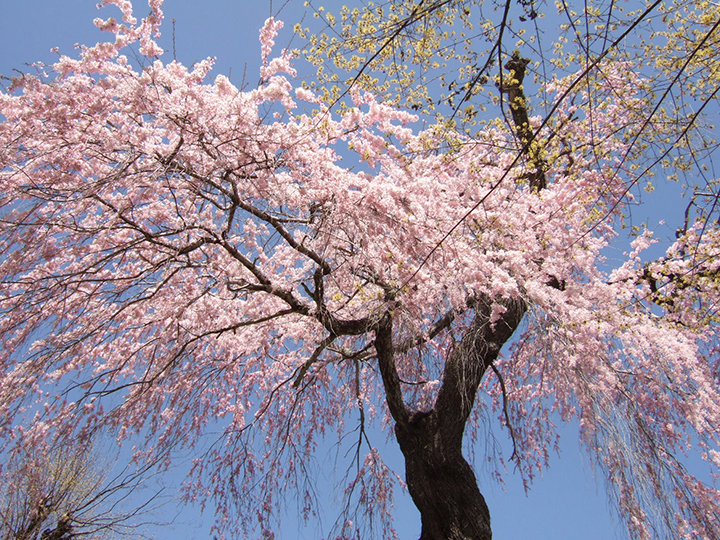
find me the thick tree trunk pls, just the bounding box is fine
[375,296,526,540]
[395,411,492,540]
[370,54,539,539]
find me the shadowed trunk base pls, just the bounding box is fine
[395,412,492,540]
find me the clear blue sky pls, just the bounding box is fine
[0,2,631,538]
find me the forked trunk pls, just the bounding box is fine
[375,296,526,540]
[371,54,536,539]
[395,412,492,540]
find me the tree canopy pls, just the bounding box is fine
[1,1,720,539]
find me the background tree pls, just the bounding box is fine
[299,0,720,221]
[0,437,163,540]
[1,1,720,539]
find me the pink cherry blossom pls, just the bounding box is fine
[1,3,720,539]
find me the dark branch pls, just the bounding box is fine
[374,312,409,424]
[293,334,337,388]
[498,50,547,191]
[395,308,456,354]
[489,362,520,464]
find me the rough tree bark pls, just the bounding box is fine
[373,55,538,540]
[499,50,547,191]
[376,296,526,540]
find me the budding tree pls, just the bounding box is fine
[1,1,719,539]
[0,437,163,540]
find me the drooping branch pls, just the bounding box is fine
[292,334,337,388]
[489,362,520,463]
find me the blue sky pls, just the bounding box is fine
[0,1,638,538]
